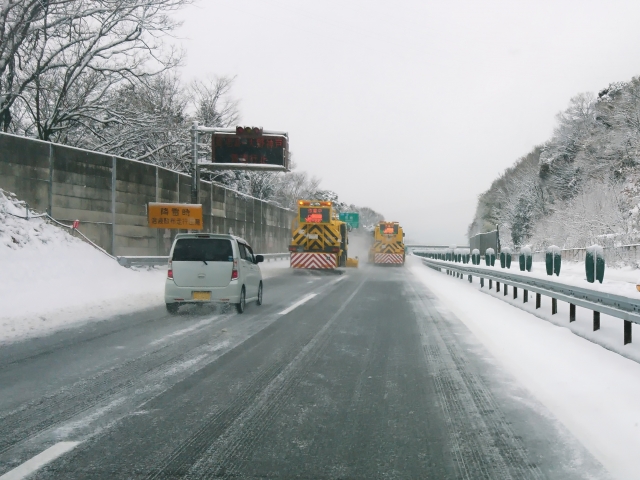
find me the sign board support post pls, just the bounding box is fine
[191,121,199,204]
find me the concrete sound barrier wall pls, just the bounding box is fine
[0,132,294,256]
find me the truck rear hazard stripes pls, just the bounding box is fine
[290,252,337,269]
[374,253,404,264]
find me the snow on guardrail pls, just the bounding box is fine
[416,255,639,346]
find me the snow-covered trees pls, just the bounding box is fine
[469,77,640,251]
[1,0,382,217]
[1,0,188,141]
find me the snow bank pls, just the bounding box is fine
[425,254,640,298]
[408,256,640,480]
[260,257,291,278]
[0,189,166,344]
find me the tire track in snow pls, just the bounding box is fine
[407,280,544,480]
[0,312,235,456]
[146,278,366,479]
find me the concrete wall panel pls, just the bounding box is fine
[0,132,293,256]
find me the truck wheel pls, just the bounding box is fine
[236,287,246,314]
[166,303,179,315]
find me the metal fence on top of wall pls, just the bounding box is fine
[0,132,294,256]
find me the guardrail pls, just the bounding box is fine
[117,256,169,267]
[417,256,640,345]
[117,252,290,268]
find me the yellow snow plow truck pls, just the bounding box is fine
[369,221,405,266]
[289,200,357,269]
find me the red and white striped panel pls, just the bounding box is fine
[290,252,337,269]
[374,253,404,264]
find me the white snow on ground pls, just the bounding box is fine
[0,188,291,344]
[0,189,167,343]
[408,255,640,480]
[419,255,640,363]
[260,257,291,279]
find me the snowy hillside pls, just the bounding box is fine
[468,77,640,257]
[0,189,166,343]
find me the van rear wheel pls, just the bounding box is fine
[166,303,179,315]
[236,287,246,314]
[257,282,263,305]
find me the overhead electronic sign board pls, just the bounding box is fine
[212,126,288,168]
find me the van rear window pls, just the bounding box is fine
[172,239,233,262]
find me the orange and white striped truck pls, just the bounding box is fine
[369,221,405,266]
[289,200,352,270]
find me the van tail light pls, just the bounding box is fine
[231,260,238,280]
[168,260,173,279]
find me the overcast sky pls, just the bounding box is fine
[176,0,640,244]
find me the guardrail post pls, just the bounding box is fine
[536,293,541,309]
[552,298,557,315]
[504,284,508,296]
[497,281,500,292]
[513,286,517,299]
[593,311,600,331]
[570,304,576,322]
[468,275,472,283]
[489,279,492,289]
[523,289,528,303]
[624,320,632,345]
[480,278,484,288]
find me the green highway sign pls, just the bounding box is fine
[339,212,360,229]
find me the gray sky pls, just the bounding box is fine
[176,0,640,244]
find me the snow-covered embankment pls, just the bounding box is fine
[0,189,165,343]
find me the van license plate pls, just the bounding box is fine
[193,291,211,301]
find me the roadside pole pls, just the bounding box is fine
[191,121,199,204]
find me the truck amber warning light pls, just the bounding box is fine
[299,207,330,223]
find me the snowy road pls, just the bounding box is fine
[0,262,613,479]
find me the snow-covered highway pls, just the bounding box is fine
[3,257,637,479]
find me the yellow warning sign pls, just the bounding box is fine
[148,203,203,229]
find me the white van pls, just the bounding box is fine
[164,233,264,314]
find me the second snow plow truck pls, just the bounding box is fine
[369,221,405,266]
[289,200,357,269]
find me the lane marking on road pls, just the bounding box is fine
[278,294,317,315]
[334,276,346,283]
[149,314,231,346]
[187,277,368,473]
[0,442,80,480]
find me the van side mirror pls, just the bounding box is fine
[255,254,264,263]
